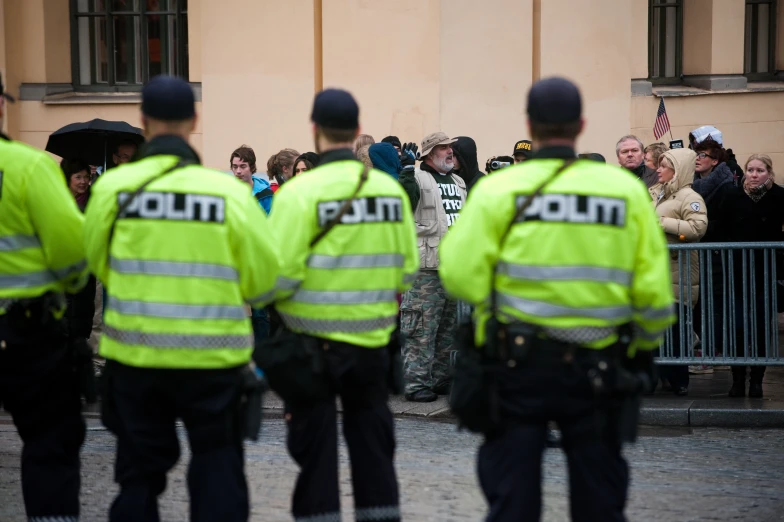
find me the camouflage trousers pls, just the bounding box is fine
[400,271,458,394]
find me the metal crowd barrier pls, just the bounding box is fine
[659,242,783,366]
[453,242,784,366]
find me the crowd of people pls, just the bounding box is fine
[61,122,784,403]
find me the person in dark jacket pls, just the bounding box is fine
[692,138,739,242]
[368,142,402,180]
[451,136,484,192]
[60,159,97,369]
[616,135,657,188]
[726,154,784,398]
[690,137,741,368]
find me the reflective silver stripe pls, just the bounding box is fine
[308,253,404,269]
[294,513,342,522]
[497,292,632,320]
[402,273,417,285]
[29,517,79,522]
[104,325,252,349]
[247,289,275,307]
[355,505,401,521]
[52,260,87,280]
[277,276,301,291]
[108,297,246,320]
[0,234,40,251]
[497,262,633,286]
[0,270,54,288]
[542,325,616,344]
[634,324,667,343]
[290,289,397,305]
[635,304,675,322]
[111,257,238,281]
[280,312,397,334]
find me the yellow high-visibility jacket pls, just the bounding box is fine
[0,135,87,313]
[84,142,280,369]
[439,155,675,353]
[269,154,419,348]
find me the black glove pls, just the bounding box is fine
[400,142,419,167]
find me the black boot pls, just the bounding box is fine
[749,366,765,398]
[728,367,746,397]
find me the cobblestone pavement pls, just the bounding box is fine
[1,418,783,521]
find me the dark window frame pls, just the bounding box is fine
[744,0,778,81]
[648,0,684,85]
[69,0,189,92]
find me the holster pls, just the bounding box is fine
[581,324,647,444]
[386,326,405,395]
[6,291,65,334]
[253,331,332,405]
[70,338,97,404]
[239,364,267,441]
[449,319,502,434]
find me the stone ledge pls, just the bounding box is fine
[689,399,784,428]
[17,82,202,104]
[653,83,784,97]
[631,79,653,97]
[683,74,748,91]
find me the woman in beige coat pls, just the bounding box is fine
[649,148,708,395]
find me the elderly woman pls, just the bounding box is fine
[650,148,708,395]
[726,155,784,398]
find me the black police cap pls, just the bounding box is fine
[527,77,582,124]
[311,88,359,130]
[141,75,195,121]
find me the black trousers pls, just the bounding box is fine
[285,343,400,522]
[102,361,248,522]
[0,313,86,520]
[478,365,629,522]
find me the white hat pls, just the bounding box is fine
[689,125,723,146]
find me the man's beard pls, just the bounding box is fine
[433,158,454,173]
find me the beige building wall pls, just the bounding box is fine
[1,0,783,174]
[321,0,442,153]
[200,0,315,169]
[538,0,633,162]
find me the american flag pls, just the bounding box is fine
[653,98,670,140]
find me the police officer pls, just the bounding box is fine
[439,77,675,522]
[266,89,419,522]
[83,76,280,522]
[0,73,90,521]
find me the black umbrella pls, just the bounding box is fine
[46,119,144,170]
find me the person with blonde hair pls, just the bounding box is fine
[650,148,708,396]
[356,144,373,169]
[726,153,784,398]
[352,133,375,154]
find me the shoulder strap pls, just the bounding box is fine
[491,158,576,314]
[106,159,194,262]
[310,163,370,248]
[255,188,274,201]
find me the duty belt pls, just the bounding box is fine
[486,320,626,369]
